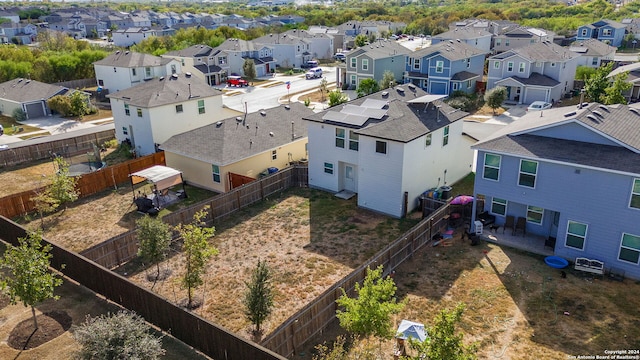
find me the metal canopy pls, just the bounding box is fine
[130,165,183,190]
[406,94,447,104]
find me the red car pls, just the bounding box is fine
[227,75,248,87]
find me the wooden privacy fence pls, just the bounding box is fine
[0,216,286,360]
[0,152,165,219]
[0,128,115,168]
[261,205,450,357]
[81,166,308,269]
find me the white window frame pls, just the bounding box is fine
[452,82,459,91]
[603,28,612,36]
[495,38,502,46]
[494,61,500,69]
[335,128,345,148]
[518,159,538,188]
[483,153,501,181]
[442,125,449,146]
[348,130,359,151]
[350,75,356,86]
[198,99,205,114]
[507,62,514,72]
[526,205,544,225]
[565,220,587,250]
[122,126,128,135]
[350,57,356,68]
[491,197,507,216]
[136,108,142,117]
[619,233,640,264]
[145,67,151,77]
[362,58,369,70]
[505,39,510,46]
[592,57,598,66]
[630,178,640,209]
[518,62,526,73]
[212,164,221,183]
[435,60,444,73]
[271,149,277,160]
[581,28,588,37]
[124,104,130,116]
[425,133,432,147]
[175,104,183,113]
[132,68,137,76]
[324,162,334,174]
[413,58,420,70]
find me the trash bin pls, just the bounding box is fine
[439,186,452,200]
[268,167,279,174]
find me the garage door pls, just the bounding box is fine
[525,88,547,104]
[25,102,45,119]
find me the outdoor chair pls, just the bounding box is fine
[503,215,515,234]
[514,217,526,237]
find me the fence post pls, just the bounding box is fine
[260,179,264,200]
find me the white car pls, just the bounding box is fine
[527,101,552,111]
[305,67,323,79]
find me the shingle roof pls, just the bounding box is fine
[473,103,640,174]
[414,41,487,61]
[349,40,411,59]
[0,78,68,103]
[160,103,313,166]
[498,72,560,87]
[304,87,468,143]
[569,39,617,57]
[491,41,579,62]
[94,51,174,68]
[216,38,265,52]
[106,73,222,108]
[164,44,215,57]
[254,33,309,45]
[432,27,492,40]
[451,71,480,81]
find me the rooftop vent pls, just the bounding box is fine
[407,84,416,90]
[397,87,405,93]
[171,73,178,79]
[586,114,599,122]
[185,72,192,77]
[159,76,165,81]
[598,104,610,112]
[216,121,222,127]
[563,111,576,117]
[284,105,290,110]
[125,51,130,55]
[381,91,389,97]
[592,110,604,118]
[260,110,267,116]
[269,131,274,137]
[115,50,120,54]
[629,108,640,116]
[236,116,243,122]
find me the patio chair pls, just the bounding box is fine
[503,215,515,234]
[514,217,526,237]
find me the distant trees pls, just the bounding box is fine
[484,86,507,115]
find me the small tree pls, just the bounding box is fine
[32,187,59,229]
[136,215,172,286]
[380,70,396,90]
[243,259,274,335]
[48,95,73,116]
[174,207,218,308]
[49,157,79,211]
[74,311,165,360]
[328,89,348,107]
[69,91,89,118]
[584,62,614,103]
[484,86,507,115]
[319,77,328,102]
[356,78,380,98]
[243,58,257,81]
[408,303,478,360]
[336,265,405,340]
[0,231,63,330]
[12,108,26,121]
[355,34,368,47]
[603,71,632,105]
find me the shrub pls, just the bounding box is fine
[12,108,26,121]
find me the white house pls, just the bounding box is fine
[112,27,158,47]
[93,50,182,93]
[568,39,616,68]
[253,32,312,68]
[303,86,469,218]
[107,73,239,156]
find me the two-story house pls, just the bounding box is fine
[107,73,239,156]
[112,27,167,47]
[253,32,311,68]
[214,38,276,78]
[162,45,227,86]
[406,40,488,95]
[283,29,334,60]
[576,19,626,47]
[344,39,410,90]
[303,86,469,218]
[93,50,182,93]
[430,27,493,53]
[492,27,555,54]
[569,39,616,68]
[471,103,640,280]
[486,41,580,105]
[0,22,37,45]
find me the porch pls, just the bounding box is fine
[475,226,554,256]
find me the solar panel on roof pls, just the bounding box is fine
[361,98,388,109]
[569,47,588,53]
[322,111,349,122]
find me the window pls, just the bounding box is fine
[212,165,220,183]
[603,28,612,36]
[518,159,538,188]
[442,125,449,146]
[505,39,510,46]
[171,64,177,74]
[124,104,130,116]
[145,67,151,77]
[592,57,598,66]
[98,79,104,86]
[436,60,444,73]
[630,178,640,209]
[175,104,183,113]
[218,56,227,65]
[491,197,507,216]
[350,75,356,86]
[122,126,128,135]
[375,141,387,154]
[496,38,502,46]
[483,153,501,180]
[324,162,333,174]
[425,133,432,147]
[348,130,359,151]
[335,128,345,148]
[494,61,500,69]
[518,62,525,73]
[526,206,544,224]
[535,62,542,67]
[132,68,137,76]
[452,82,459,91]
[271,149,277,160]
[137,108,142,117]
[362,59,369,70]
[350,58,356,68]
[581,29,588,37]
[413,58,420,70]
[198,99,205,114]
[619,233,640,264]
[565,221,587,250]
[507,62,514,72]
[467,80,472,88]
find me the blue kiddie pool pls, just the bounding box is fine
[545,256,569,269]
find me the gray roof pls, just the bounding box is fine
[164,44,216,58]
[414,41,487,61]
[451,71,481,81]
[106,73,222,108]
[94,51,174,68]
[569,39,617,57]
[348,40,411,60]
[160,103,313,166]
[490,41,579,62]
[432,27,492,40]
[473,103,640,174]
[462,120,505,142]
[0,78,68,103]
[254,33,309,45]
[304,87,468,143]
[216,38,265,52]
[500,72,560,87]
[609,62,640,78]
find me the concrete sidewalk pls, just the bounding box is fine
[0,116,114,146]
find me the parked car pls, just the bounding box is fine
[227,75,248,87]
[334,53,346,62]
[527,101,552,111]
[302,60,319,68]
[305,67,323,79]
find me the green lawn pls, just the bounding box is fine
[451,172,475,197]
[0,115,41,135]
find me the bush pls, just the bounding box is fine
[446,93,484,112]
[102,139,118,148]
[48,95,73,116]
[12,108,26,121]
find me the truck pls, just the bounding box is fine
[227,75,248,87]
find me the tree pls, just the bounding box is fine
[174,207,217,308]
[603,71,632,105]
[69,91,89,118]
[319,77,328,102]
[356,78,380,98]
[243,58,257,81]
[355,34,368,47]
[12,108,26,121]
[243,259,274,335]
[328,89,348,107]
[380,70,396,90]
[484,86,507,115]
[584,62,614,103]
[136,215,172,286]
[73,311,165,360]
[49,157,79,211]
[336,265,405,340]
[48,95,73,116]
[408,303,478,360]
[32,187,58,230]
[0,231,63,330]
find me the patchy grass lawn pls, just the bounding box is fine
[0,115,40,135]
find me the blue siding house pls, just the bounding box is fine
[576,19,626,47]
[406,41,487,95]
[471,103,640,280]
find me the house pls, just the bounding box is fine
[0,78,70,119]
[344,39,410,90]
[471,103,640,280]
[303,86,469,218]
[93,50,182,93]
[621,18,640,40]
[214,39,276,78]
[253,32,312,68]
[607,62,640,102]
[107,73,238,156]
[0,22,37,44]
[576,19,626,47]
[430,27,493,53]
[492,27,555,54]
[111,27,169,47]
[162,44,227,86]
[160,103,312,193]
[406,40,488,95]
[486,41,580,105]
[282,29,334,60]
[568,39,616,68]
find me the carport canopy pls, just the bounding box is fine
[130,165,183,191]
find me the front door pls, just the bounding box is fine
[344,165,356,192]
